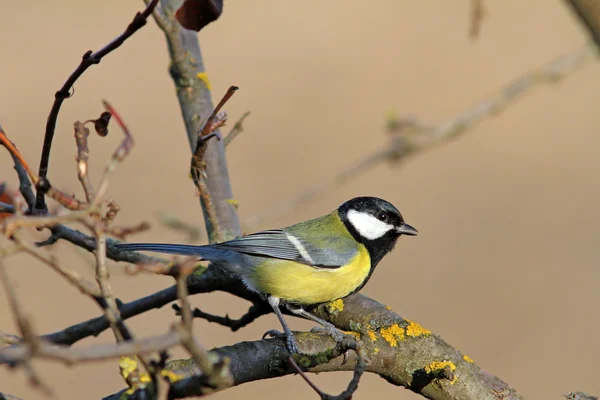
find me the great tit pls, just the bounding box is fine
[114,196,417,353]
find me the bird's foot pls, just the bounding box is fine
[262,329,300,354]
[310,323,355,365]
[310,322,346,343]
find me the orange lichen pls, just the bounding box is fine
[385,305,392,310]
[405,319,431,337]
[380,324,405,346]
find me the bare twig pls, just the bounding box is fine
[16,238,101,297]
[35,0,159,211]
[190,86,239,243]
[0,127,88,211]
[0,330,182,365]
[108,221,151,240]
[564,0,600,48]
[0,391,23,400]
[94,228,127,341]
[469,0,485,39]
[245,43,597,228]
[223,111,251,148]
[0,331,21,345]
[173,302,270,331]
[157,211,202,242]
[93,100,134,206]
[152,0,241,241]
[73,121,95,202]
[0,260,55,398]
[564,392,599,400]
[0,202,15,214]
[0,124,35,209]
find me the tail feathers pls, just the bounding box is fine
[114,243,207,257]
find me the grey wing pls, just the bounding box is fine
[215,229,354,268]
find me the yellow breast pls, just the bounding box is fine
[249,244,371,304]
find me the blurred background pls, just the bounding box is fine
[1,1,599,399]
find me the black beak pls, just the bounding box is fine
[396,223,418,236]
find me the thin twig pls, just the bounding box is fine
[0,127,88,211]
[245,43,597,228]
[0,202,15,214]
[16,237,101,297]
[73,121,95,202]
[94,228,127,342]
[469,0,485,39]
[157,211,202,242]
[93,100,134,206]
[0,331,21,345]
[0,330,182,365]
[0,124,36,209]
[190,86,238,243]
[35,0,159,211]
[0,260,55,398]
[564,0,600,49]
[173,302,270,332]
[223,111,251,148]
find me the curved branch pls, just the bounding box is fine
[102,295,524,400]
[35,0,159,211]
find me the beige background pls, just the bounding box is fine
[1,1,599,399]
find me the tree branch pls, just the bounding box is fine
[35,0,159,212]
[244,43,597,228]
[564,0,600,48]
[152,0,241,241]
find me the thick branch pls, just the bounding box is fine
[153,0,241,241]
[106,304,524,400]
[564,0,600,48]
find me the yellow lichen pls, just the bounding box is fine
[405,319,431,337]
[119,356,152,391]
[424,361,457,384]
[161,369,186,383]
[374,347,380,354]
[463,355,474,363]
[196,72,212,90]
[226,199,240,209]
[344,330,361,340]
[380,324,405,346]
[385,305,392,310]
[367,330,377,342]
[325,299,344,314]
[119,356,138,380]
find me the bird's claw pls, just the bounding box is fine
[310,325,353,365]
[310,324,346,343]
[262,329,299,354]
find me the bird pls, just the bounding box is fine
[114,196,417,353]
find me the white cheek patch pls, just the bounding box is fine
[347,210,394,240]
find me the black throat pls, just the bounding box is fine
[339,210,401,292]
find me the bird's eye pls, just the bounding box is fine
[376,212,388,221]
